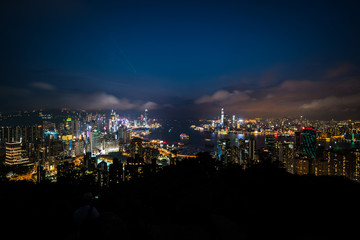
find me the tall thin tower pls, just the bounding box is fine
[144,109,148,126]
[221,108,224,125]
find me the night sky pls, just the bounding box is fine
[1,0,360,120]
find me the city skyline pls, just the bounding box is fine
[1,0,360,120]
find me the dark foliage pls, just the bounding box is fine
[1,153,359,240]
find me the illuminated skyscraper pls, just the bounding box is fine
[301,127,316,158]
[118,125,130,144]
[144,109,148,126]
[109,109,118,133]
[217,138,230,162]
[64,118,74,135]
[249,139,256,162]
[90,130,101,153]
[221,108,224,125]
[265,134,275,152]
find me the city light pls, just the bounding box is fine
[1,2,360,238]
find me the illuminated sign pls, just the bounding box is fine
[61,135,73,141]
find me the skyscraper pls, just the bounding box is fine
[221,108,224,125]
[109,109,118,133]
[217,138,230,163]
[144,109,149,126]
[130,137,143,158]
[301,127,317,158]
[265,134,275,152]
[249,139,256,163]
[118,125,130,144]
[90,130,101,153]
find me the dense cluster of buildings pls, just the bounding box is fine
[1,107,360,184]
[0,109,164,184]
[211,108,360,182]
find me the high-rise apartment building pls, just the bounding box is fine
[130,137,143,158]
[249,139,256,162]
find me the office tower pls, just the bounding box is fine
[90,130,101,153]
[109,109,117,133]
[216,138,231,165]
[130,137,143,158]
[144,109,149,126]
[238,139,246,166]
[74,139,85,156]
[221,108,224,125]
[118,125,130,144]
[301,127,316,158]
[111,109,115,121]
[74,119,80,138]
[64,118,74,135]
[5,142,29,165]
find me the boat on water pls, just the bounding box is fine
[180,133,189,139]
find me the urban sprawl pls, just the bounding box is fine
[1,108,360,184]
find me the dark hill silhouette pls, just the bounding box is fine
[1,153,359,240]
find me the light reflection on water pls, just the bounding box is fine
[146,121,270,153]
[146,120,360,154]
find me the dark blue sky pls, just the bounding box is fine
[1,0,360,119]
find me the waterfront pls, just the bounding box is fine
[145,120,217,154]
[146,120,360,155]
[146,120,273,155]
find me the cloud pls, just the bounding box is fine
[31,82,56,90]
[0,89,160,112]
[57,92,159,111]
[195,90,250,104]
[324,63,355,79]
[143,101,158,110]
[301,95,360,112]
[194,74,360,120]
